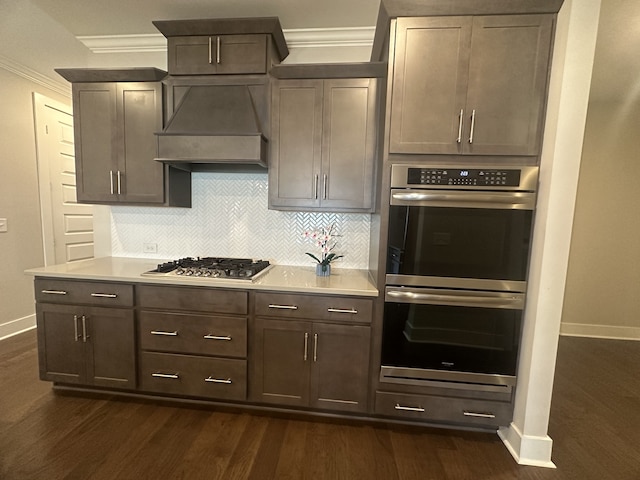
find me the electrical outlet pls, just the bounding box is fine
[143,242,158,254]
[0,218,7,233]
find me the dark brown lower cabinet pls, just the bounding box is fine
[250,317,371,413]
[36,303,136,389]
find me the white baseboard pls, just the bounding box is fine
[560,322,640,341]
[0,314,37,342]
[498,423,556,468]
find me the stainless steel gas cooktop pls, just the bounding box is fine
[141,257,272,281]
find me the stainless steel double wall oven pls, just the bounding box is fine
[381,164,538,393]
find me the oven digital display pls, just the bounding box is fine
[407,168,521,187]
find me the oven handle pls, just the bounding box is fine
[386,288,524,310]
[390,190,536,210]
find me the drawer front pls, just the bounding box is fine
[375,391,513,428]
[139,311,247,357]
[139,352,246,401]
[35,278,134,307]
[254,292,372,323]
[136,285,248,315]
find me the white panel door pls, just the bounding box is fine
[34,94,94,264]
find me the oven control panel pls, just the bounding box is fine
[407,168,522,187]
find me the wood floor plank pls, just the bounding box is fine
[1,332,640,480]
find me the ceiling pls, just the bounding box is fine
[28,0,380,35]
[27,0,640,103]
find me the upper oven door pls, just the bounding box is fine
[386,189,535,292]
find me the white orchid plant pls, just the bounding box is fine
[302,224,344,273]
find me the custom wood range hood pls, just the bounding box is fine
[154,83,268,171]
[153,17,289,172]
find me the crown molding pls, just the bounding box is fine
[77,26,375,54]
[0,54,70,98]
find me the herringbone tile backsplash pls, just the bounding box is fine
[111,173,372,269]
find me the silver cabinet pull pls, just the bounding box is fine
[313,333,318,362]
[394,404,425,413]
[41,289,67,295]
[205,377,232,384]
[457,109,464,143]
[314,174,319,200]
[152,373,179,379]
[327,308,358,315]
[117,170,122,195]
[469,109,476,144]
[323,174,328,200]
[303,332,309,361]
[73,315,80,342]
[110,170,114,195]
[91,293,118,298]
[203,335,232,341]
[208,36,213,64]
[81,315,89,342]
[463,411,496,419]
[216,36,221,64]
[268,304,298,310]
[151,330,178,336]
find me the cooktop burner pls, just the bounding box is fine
[142,257,271,281]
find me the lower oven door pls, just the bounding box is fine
[381,286,524,393]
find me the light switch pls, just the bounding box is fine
[0,218,7,233]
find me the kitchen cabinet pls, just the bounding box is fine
[374,391,513,429]
[136,284,249,401]
[35,278,136,389]
[153,17,289,76]
[389,14,554,156]
[250,292,372,413]
[269,69,380,212]
[167,34,269,75]
[56,69,191,207]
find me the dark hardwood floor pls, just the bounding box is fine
[1,331,639,480]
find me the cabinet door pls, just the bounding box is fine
[389,17,472,154]
[36,303,85,384]
[168,35,267,75]
[269,80,323,209]
[85,306,136,390]
[310,323,370,413]
[116,82,164,204]
[73,83,118,202]
[464,15,554,155]
[250,318,311,406]
[321,79,377,211]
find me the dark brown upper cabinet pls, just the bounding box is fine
[389,14,554,156]
[56,68,191,207]
[153,17,289,76]
[268,64,385,212]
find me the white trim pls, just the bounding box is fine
[0,54,70,98]
[0,315,37,342]
[285,27,375,48]
[560,323,640,341]
[77,34,166,54]
[76,27,375,54]
[498,423,556,468]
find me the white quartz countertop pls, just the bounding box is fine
[25,257,379,297]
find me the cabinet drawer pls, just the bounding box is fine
[35,278,134,307]
[375,391,512,428]
[139,311,246,357]
[139,352,246,401]
[136,285,248,315]
[254,292,372,323]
